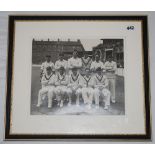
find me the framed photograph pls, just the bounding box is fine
[5,15,151,140]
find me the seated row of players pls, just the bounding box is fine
[40,50,117,103]
[37,66,110,110]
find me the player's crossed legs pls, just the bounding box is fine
[94,88,111,110]
[37,87,111,109]
[55,86,68,108]
[81,87,94,109]
[67,87,81,106]
[37,86,55,108]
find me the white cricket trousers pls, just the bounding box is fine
[55,86,67,101]
[94,88,110,106]
[37,86,55,107]
[67,87,81,104]
[108,78,116,101]
[81,87,94,104]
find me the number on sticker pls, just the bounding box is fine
[127,26,134,30]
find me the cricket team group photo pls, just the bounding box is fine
[31,38,125,115]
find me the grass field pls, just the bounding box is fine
[31,66,125,115]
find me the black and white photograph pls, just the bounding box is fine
[5,16,150,140]
[31,38,124,115]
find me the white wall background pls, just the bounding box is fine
[0,11,154,143]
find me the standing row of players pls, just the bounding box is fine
[37,50,117,110]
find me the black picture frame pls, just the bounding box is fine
[5,15,151,141]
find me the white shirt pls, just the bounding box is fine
[80,75,94,88]
[68,73,81,86]
[68,57,82,69]
[104,61,117,72]
[41,61,55,74]
[41,72,56,88]
[104,61,117,78]
[81,57,92,69]
[90,61,104,71]
[94,74,109,88]
[55,73,69,86]
[55,59,68,70]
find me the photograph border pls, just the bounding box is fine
[5,15,151,140]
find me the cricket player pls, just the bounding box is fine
[90,55,105,72]
[104,55,117,103]
[67,67,82,106]
[68,49,82,73]
[80,68,95,109]
[94,67,111,110]
[80,51,92,75]
[55,66,69,107]
[55,53,68,71]
[40,55,55,81]
[37,66,56,108]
